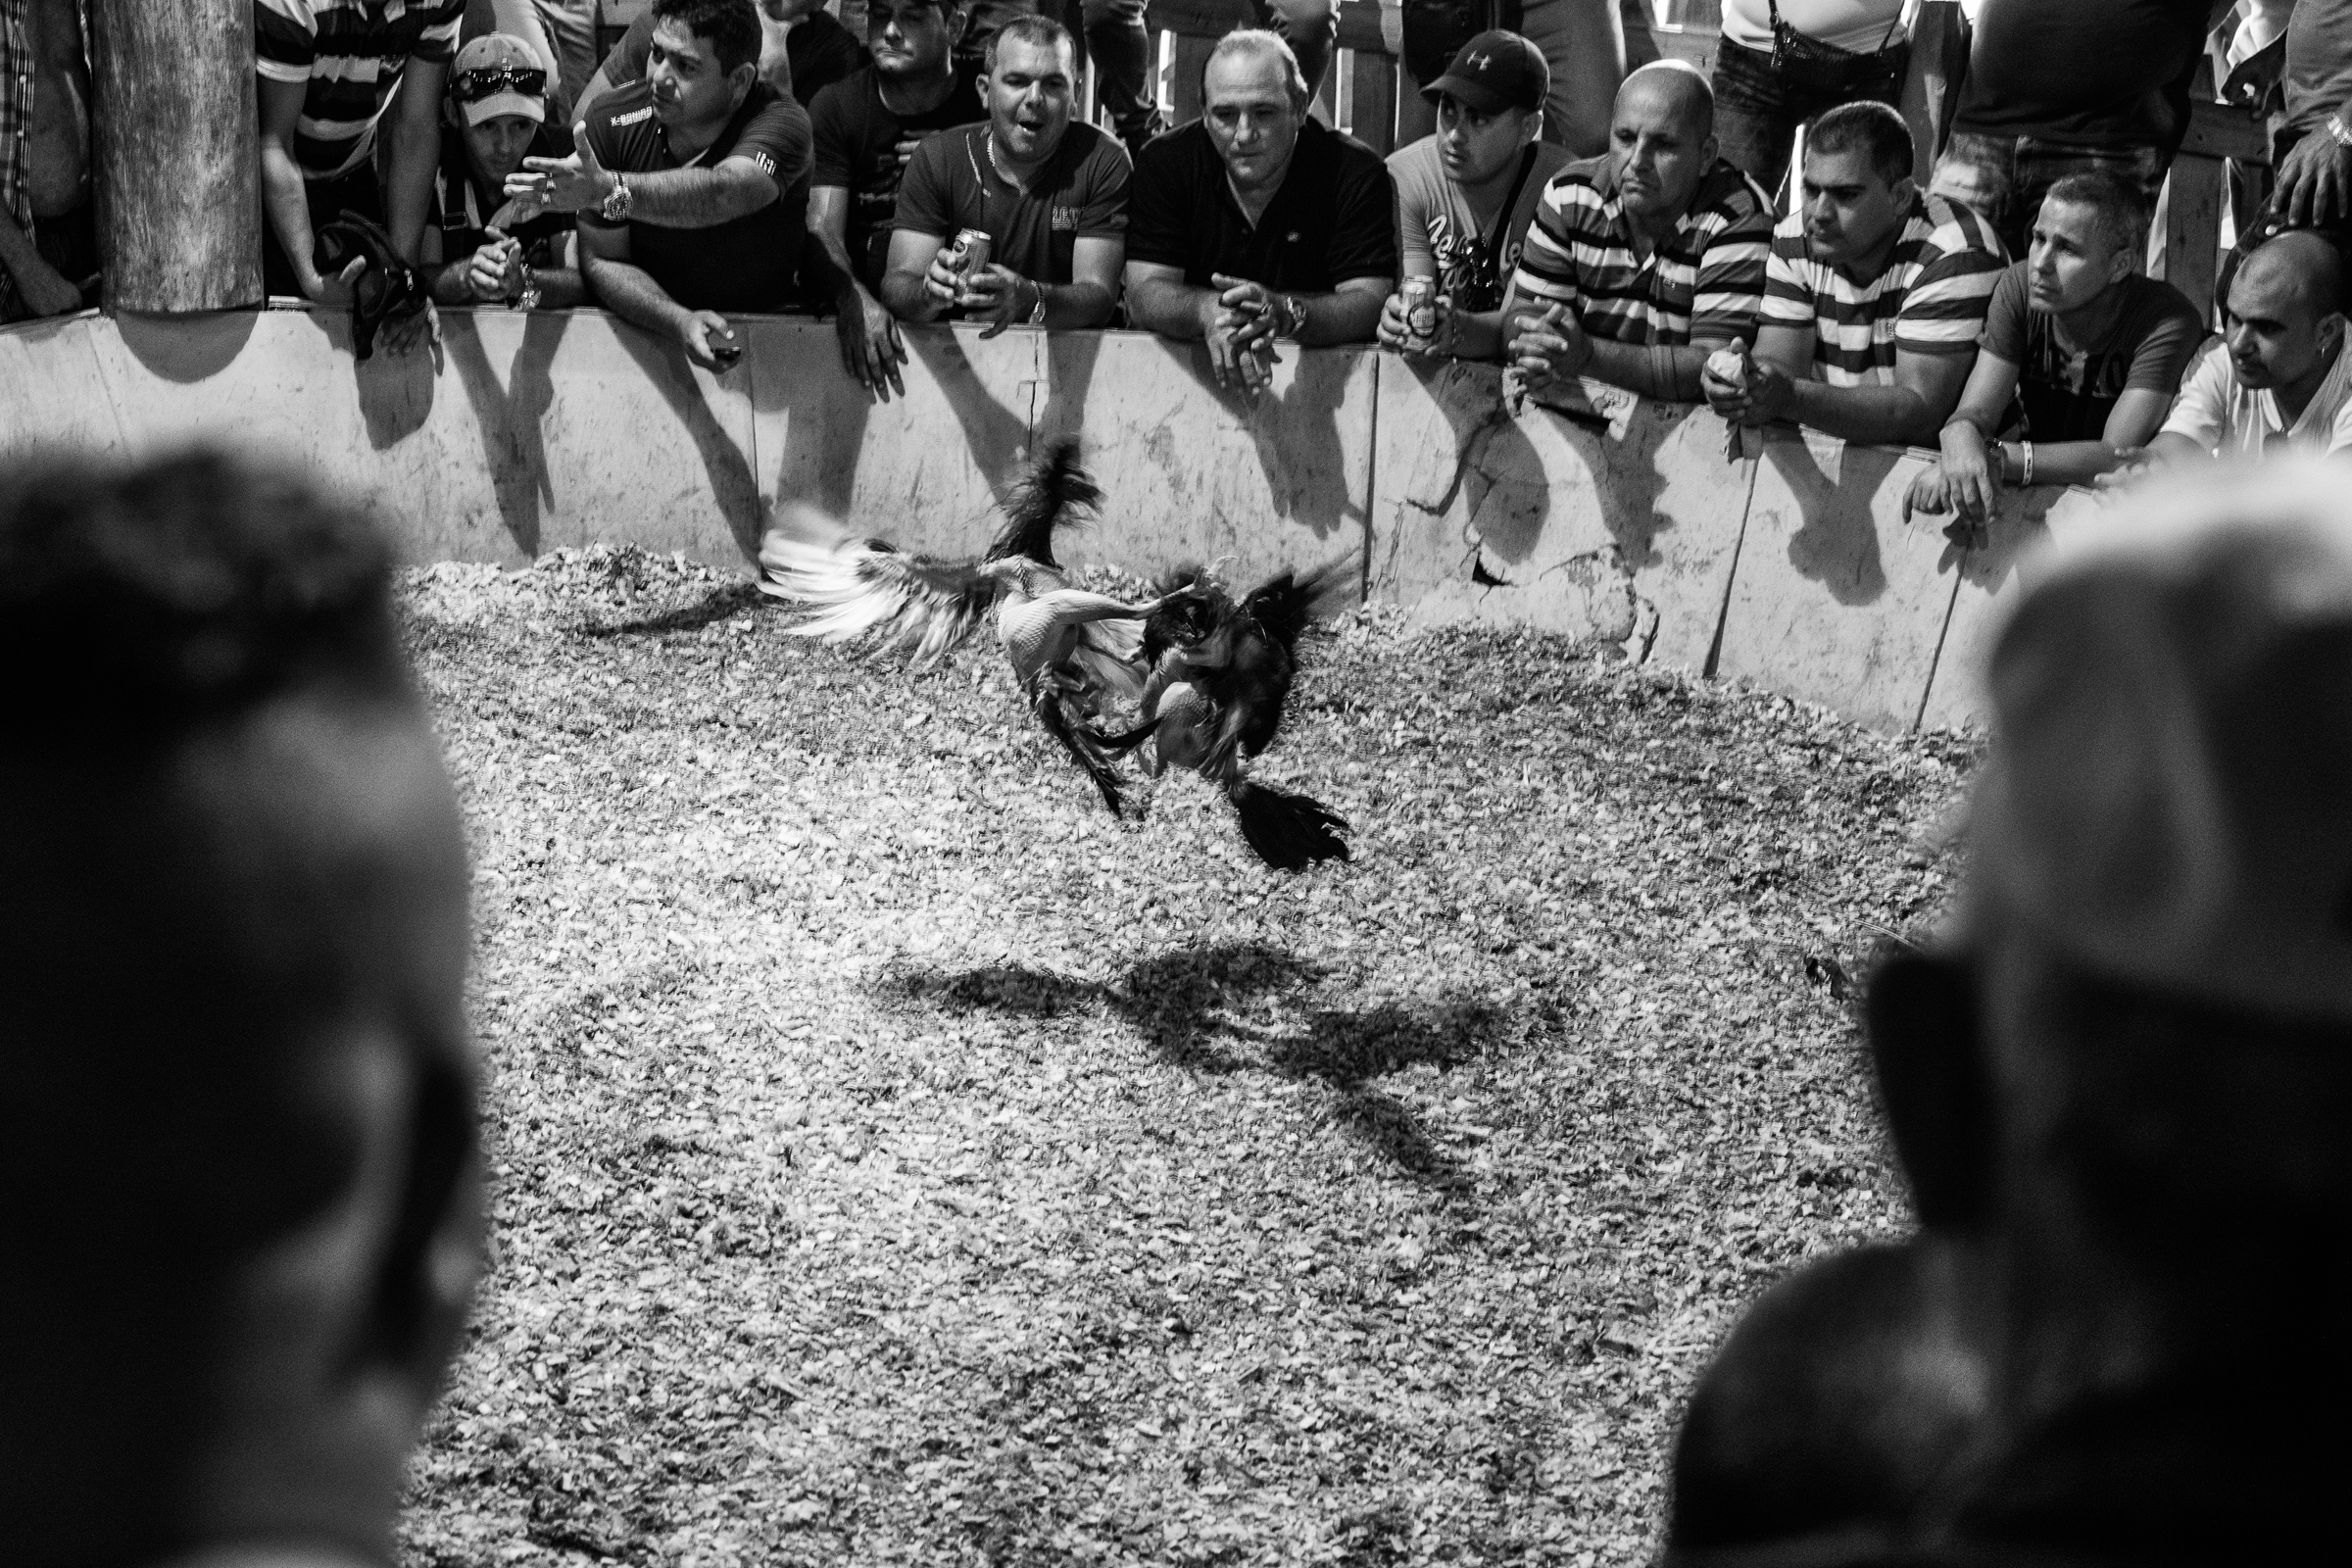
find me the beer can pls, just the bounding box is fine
[945,227,994,284]
[1402,276,1441,342]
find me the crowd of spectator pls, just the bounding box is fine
[10,0,2352,485]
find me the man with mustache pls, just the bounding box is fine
[880,14,1129,335]
[1704,99,2005,449]
[2138,227,2352,464]
[1502,59,1775,396]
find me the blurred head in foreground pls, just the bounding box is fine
[0,453,478,1567]
[1667,462,2352,1565]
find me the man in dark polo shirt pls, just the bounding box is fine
[577,0,869,121]
[421,32,586,309]
[1124,28,1395,392]
[504,0,811,369]
[807,0,982,395]
[880,15,1127,336]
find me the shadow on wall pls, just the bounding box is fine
[1761,434,1907,606]
[611,318,766,557]
[441,309,569,558]
[1166,337,1364,545]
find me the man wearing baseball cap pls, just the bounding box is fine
[1663,464,2352,1564]
[421,32,586,309]
[1379,31,1570,361]
[1504,60,1775,399]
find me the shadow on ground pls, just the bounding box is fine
[879,941,1510,1187]
[571,580,768,638]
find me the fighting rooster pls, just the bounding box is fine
[757,438,1160,813]
[1098,563,1353,870]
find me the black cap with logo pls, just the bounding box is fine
[1423,29,1549,116]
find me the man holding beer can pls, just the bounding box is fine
[1380,32,1570,360]
[879,15,1130,335]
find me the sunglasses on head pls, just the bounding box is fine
[452,65,548,103]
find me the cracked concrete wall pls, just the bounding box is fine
[1369,359,1754,671]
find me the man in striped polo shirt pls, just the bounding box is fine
[1502,61,1776,401]
[256,0,466,333]
[1704,100,2007,449]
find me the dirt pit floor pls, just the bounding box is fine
[394,548,1977,1568]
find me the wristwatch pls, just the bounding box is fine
[514,261,541,312]
[1024,279,1047,325]
[2329,113,2352,150]
[601,172,633,222]
[1277,293,1307,340]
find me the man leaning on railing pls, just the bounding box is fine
[1123,29,1396,393]
[508,0,814,372]
[1703,101,2004,451]
[1498,60,1775,398]
[879,15,1128,337]
[1375,30,1569,364]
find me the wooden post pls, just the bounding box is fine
[86,0,262,313]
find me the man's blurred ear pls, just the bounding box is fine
[1867,951,1994,1233]
[354,1049,481,1396]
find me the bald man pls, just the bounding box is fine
[1503,60,1775,400]
[2143,230,2352,464]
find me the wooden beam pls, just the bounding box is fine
[2181,97,2271,165]
[2164,155,2227,322]
[1170,31,1215,125]
[1348,45,1396,155]
[87,0,262,313]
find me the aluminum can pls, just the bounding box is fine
[944,227,994,285]
[1402,276,1441,343]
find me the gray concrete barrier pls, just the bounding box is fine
[1,304,2098,731]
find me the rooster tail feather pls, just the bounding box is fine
[990,435,1102,567]
[1030,675,1126,816]
[1227,779,1350,871]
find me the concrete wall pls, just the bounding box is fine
[1,305,2096,731]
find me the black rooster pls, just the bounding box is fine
[1098,563,1353,870]
[758,439,1162,813]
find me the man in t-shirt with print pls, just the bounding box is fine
[1703,101,2006,450]
[507,0,812,370]
[1123,29,1395,393]
[1377,31,1570,363]
[1502,59,1775,398]
[254,0,466,339]
[808,0,983,395]
[1904,172,2205,532]
[881,15,1128,335]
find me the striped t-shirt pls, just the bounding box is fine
[1759,192,2007,386]
[255,0,465,180]
[1507,155,1777,346]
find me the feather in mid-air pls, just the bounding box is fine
[1097,562,1354,870]
[756,438,1163,813]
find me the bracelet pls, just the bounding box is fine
[516,262,541,312]
[1024,278,1047,325]
[2328,113,2352,150]
[2022,440,2035,487]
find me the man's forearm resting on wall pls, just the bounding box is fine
[583,251,691,335]
[1581,339,1711,402]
